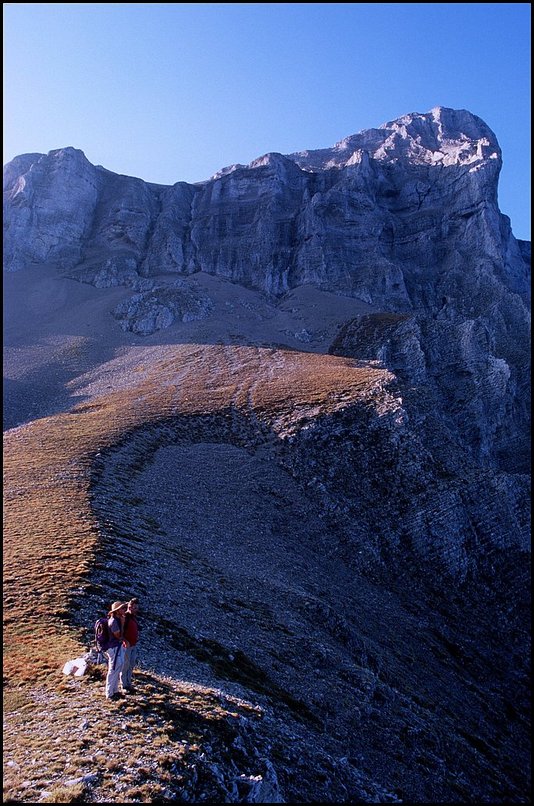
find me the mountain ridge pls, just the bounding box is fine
[4,106,502,184]
[3,106,529,306]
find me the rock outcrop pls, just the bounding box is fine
[112,278,213,335]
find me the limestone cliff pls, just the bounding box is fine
[4,107,529,303]
[3,107,530,473]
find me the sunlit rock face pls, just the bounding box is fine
[4,107,529,301]
[3,148,99,271]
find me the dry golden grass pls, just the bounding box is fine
[41,783,87,803]
[3,342,388,801]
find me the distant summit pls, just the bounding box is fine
[288,106,500,170]
[3,105,530,465]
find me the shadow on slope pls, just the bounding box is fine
[70,407,530,803]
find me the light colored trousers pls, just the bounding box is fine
[104,645,125,698]
[121,644,139,690]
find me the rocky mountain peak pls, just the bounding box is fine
[289,106,501,172]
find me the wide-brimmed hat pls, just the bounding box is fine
[109,601,126,614]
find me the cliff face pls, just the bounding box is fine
[4,106,530,472]
[4,107,529,301]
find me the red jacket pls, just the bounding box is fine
[123,614,139,646]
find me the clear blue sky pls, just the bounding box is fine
[3,3,531,239]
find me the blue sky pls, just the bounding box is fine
[3,3,531,239]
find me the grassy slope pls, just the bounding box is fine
[3,343,386,802]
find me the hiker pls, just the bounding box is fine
[121,597,140,693]
[104,601,127,701]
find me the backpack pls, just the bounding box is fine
[94,617,113,652]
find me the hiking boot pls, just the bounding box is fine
[109,693,124,701]
[123,687,136,694]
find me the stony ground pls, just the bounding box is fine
[4,669,276,804]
